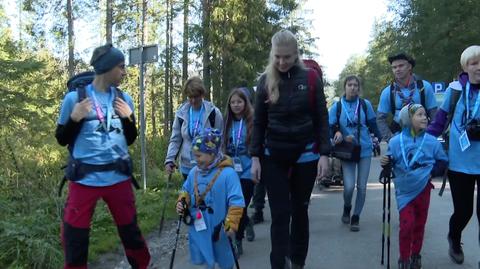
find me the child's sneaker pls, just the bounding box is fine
[234,239,243,256]
[245,219,255,241]
[398,259,409,269]
[410,254,422,269]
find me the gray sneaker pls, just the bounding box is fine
[245,219,255,241]
[410,254,422,269]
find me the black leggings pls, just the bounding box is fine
[447,170,480,242]
[262,157,317,269]
[236,179,255,241]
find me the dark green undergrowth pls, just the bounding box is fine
[0,135,184,269]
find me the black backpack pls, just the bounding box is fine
[67,71,126,104]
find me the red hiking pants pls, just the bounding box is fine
[398,182,433,261]
[61,179,150,269]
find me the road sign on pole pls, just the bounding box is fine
[128,44,158,190]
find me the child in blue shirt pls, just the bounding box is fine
[176,128,245,269]
[223,88,258,254]
[381,104,448,269]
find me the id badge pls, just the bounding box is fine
[459,130,471,152]
[233,157,243,172]
[194,210,207,232]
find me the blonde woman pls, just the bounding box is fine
[249,29,331,269]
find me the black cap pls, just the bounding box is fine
[388,53,415,67]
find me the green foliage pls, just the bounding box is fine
[0,0,313,267]
[337,0,480,108]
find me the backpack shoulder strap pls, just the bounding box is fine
[336,99,342,126]
[114,87,126,101]
[447,87,462,125]
[307,69,317,112]
[389,82,396,114]
[208,109,216,127]
[77,86,87,102]
[360,98,367,115]
[417,80,426,109]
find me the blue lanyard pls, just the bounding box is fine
[89,85,114,134]
[231,119,244,157]
[189,104,204,138]
[400,132,426,169]
[465,82,480,120]
[341,98,360,124]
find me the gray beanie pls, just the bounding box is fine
[90,44,125,75]
[399,103,424,128]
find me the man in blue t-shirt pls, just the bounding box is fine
[376,53,437,141]
[55,44,150,269]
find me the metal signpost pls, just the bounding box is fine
[128,44,158,190]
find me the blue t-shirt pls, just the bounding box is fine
[387,129,448,210]
[182,165,244,268]
[328,97,377,158]
[226,119,253,180]
[441,85,480,174]
[377,79,436,123]
[57,84,134,186]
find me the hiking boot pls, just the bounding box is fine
[350,215,360,232]
[410,254,422,269]
[234,239,243,256]
[448,235,464,264]
[398,259,410,269]
[245,219,255,241]
[251,210,264,224]
[341,205,351,224]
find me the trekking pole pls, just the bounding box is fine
[228,236,241,269]
[387,169,391,269]
[169,214,182,269]
[379,157,392,268]
[380,170,386,265]
[159,173,173,234]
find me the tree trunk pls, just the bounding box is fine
[163,0,170,134]
[182,0,189,101]
[106,0,113,44]
[169,0,174,129]
[66,0,74,77]
[201,0,211,100]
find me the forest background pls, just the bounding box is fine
[0,0,479,268]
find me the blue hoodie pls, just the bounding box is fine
[387,128,448,210]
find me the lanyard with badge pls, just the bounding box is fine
[341,98,360,139]
[400,132,426,169]
[189,104,204,164]
[192,168,223,231]
[458,82,480,151]
[189,104,204,138]
[90,85,114,136]
[231,119,244,172]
